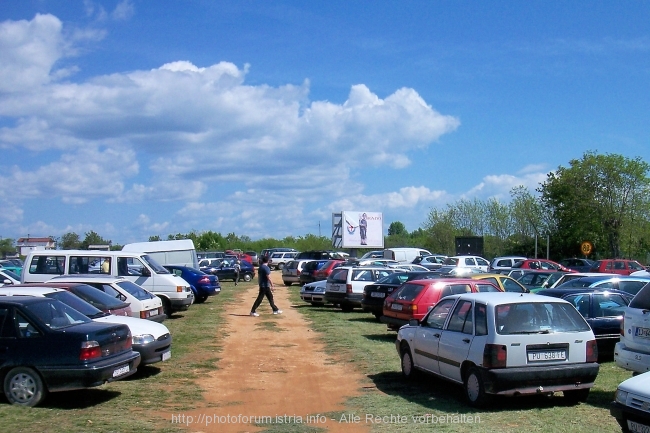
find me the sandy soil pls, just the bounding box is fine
[181,272,371,433]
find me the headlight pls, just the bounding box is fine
[615,389,628,405]
[133,334,156,345]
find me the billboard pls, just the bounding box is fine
[335,211,384,249]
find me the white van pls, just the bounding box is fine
[383,247,432,264]
[122,239,198,269]
[21,250,193,317]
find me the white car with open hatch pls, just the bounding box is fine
[396,292,599,407]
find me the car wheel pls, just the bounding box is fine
[277,263,285,270]
[283,281,292,286]
[4,367,47,407]
[563,389,590,404]
[195,295,208,304]
[372,312,382,321]
[341,304,354,312]
[400,346,416,379]
[160,296,172,318]
[464,367,488,408]
[243,274,252,282]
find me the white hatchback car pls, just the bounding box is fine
[324,266,398,312]
[444,255,490,273]
[396,292,599,407]
[610,371,650,433]
[48,275,166,322]
[615,281,650,374]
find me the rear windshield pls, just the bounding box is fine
[496,302,590,334]
[630,283,650,309]
[328,268,349,284]
[68,284,130,310]
[393,283,425,301]
[117,280,156,300]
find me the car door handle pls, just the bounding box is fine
[433,333,440,338]
[463,338,470,343]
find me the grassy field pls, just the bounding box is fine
[286,288,631,433]
[0,279,633,433]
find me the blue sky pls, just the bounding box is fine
[1,1,648,245]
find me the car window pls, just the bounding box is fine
[0,308,13,338]
[14,311,41,337]
[352,269,374,282]
[629,283,650,309]
[29,255,65,275]
[592,293,628,317]
[629,261,645,271]
[394,283,425,301]
[24,300,91,330]
[424,298,456,329]
[446,300,473,334]
[617,281,648,296]
[496,302,590,334]
[563,294,591,317]
[476,283,500,292]
[329,268,348,284]
[464,258,475,266]
[502,278,526,293]
[375,270,394,280]
[476,258,489,266]
[475,303,488,336]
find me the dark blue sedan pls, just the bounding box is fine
[163,265,220,303]
[0,296,140,406]
[206,260,255,283]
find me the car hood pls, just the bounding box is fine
[94,314,170,338]
[618,371,650,395]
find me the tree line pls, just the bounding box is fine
[3,151,649,263]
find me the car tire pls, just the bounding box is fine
[160,296,172,318]
[243,273,252,282]
[4,367,47,407]
[372,312,382,321]
[277,263,285,270]
[563,389,589,404]
[283,281,292,286]
[195,295,208,304]
[341,304,354,312]
[464,367,488,408]
[400,346,416,379]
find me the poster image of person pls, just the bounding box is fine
[359,213,368,245]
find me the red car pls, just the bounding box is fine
[512,259,575,273]
[380,278,502,331]
[589,259,645,275]
[312,259,345,281]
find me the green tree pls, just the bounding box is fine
[387,221,407,236]
[59,232,81,249]
[80,231,111,249]
[539,151,650,259]
[0,238,15,257]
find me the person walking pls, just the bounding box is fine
[250,255,281,316]
[234,259,241,286]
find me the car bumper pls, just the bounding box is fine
[380,315,409,328]
[615,342,650,374]
[478,363,600,396]
[610,401,650,432]
[40,351,141,392]
[133,334,173,365]
[360,298,384,314]
[300,292,326,303]
[195,284,221,297]
[170,293,194,311]
[324,292,363,307]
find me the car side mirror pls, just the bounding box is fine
[2,279,12,285]
[409,319,419,326]
[141,267,151,277]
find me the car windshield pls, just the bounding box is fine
[24,299,92,329]
[496,302,590,334]
[117,280,157,300]
[629,283,650,309]
[68,284,130,309]
[1,269,20,280]
[393,283,425,301]
[376,272,408,285]
[45,291,107,318]
[142,254,169,274]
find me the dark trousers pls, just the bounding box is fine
[234,271,240,285]
[251,286,278,313]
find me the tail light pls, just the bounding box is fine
[586,340,598,363]
[80,341,101,360]
[198,276,210,284]
[346,284,353,294]
[483,344,507,368]
[620,319,625,336]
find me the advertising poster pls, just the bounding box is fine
[341,211,383,248]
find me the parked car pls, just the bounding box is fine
[548,272,618,289]
[270,251,299,270]
[391,264,430,272]
[11,282,133,317]
[324,265,398,312]
[396,292,599,407]
[469,273,529,293]
[512,259,575,273]
[590,259,646,276]
[615,281,650,374]
[442,256,490,273]
[312,259,345,281]
[245,251,259,266]
[509,270,567,291]
[208,259,255,282]
[610,371,650,433]
[163,265,221,303]
[47,275,166,322]
[1,286,172,366]
[0,296,140,406]
[359,250,385,259]
[299,280,328,305]
[434,266,486,277]
[0,260,22,276]
[559,258,597,273]
[361,271,442,319]
[0,269,21,287]
[489,256,527,273]
[536,287,632,357]
[587,276,650,297]
[555,275,621,289]
[381,278,503,331]
[412,254,447,270]
[260,247,298,261]
[281,260,313,286]
[299,260,328,285]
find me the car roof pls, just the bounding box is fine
[49,274,128,283]
[0,286,66,296]
[0,296,52,306]
[537,288,632,298]
[445,292,568,305]
[592,276,650,283]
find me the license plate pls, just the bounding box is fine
[527,350,566,362]
[391,303,403,311]
[147,309,156,317]
[371,292,385,298]
[628,420,650,433]
[113,364,130,377]
[332,285,343,292]
[635,327,650,338]
[162,351,171,361]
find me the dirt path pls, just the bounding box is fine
[182,273,371,433]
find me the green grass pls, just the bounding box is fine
[287,287,633,433]
[0,280,245,432]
